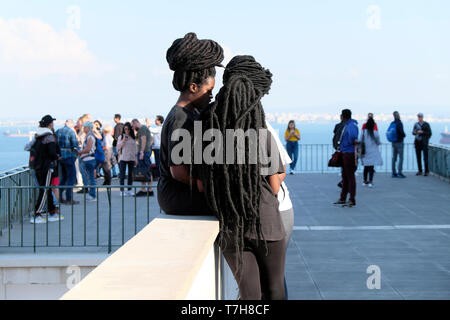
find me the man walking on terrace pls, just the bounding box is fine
[333,109,359,208]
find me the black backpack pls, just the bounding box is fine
[29,136,43,170]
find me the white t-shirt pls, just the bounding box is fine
[150,126,162,149]
[102,135,113,149]
[266,122,293,212]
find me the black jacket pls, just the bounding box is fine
[34,130,59,172]
[394,119,406,143]
[413,121,432,144]
[113,123,124,147]
[333,121,345,150]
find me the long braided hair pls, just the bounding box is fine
[198,55,273,277]
[166,32,224,91]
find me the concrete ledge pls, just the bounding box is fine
[61,215,219,300]
[0,254,108,268]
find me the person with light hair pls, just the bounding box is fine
[78,122,97,201]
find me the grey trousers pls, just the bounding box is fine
[392,142,404,175]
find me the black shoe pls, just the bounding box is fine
[135,190,154,197]
[343,200,356,208]
[333,200,346,205]
[76,189,87,194]
[397,173,406,178]
[62,200,80,205]
[337,182,343,188]
[416,172,422,176]
[424,172,429,176]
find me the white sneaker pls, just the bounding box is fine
[368,183,373,188]
[126,190,135,197]
[30,215,47,224]
[362,182,368,187]
[48,213,65,222]
[86,195,96,202]
[120,191,127,197]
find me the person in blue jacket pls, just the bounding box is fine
[334,109,359,207]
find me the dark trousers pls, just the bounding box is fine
[223,238,286,300]
[60,158,76,201]
[340,153,357,203]
[415,140,429,173]
[119,161,134,191]
[154,149,160,178]
[100,149,113,185]
[35,169,56,214]
[363,166,374,183]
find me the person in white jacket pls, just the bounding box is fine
[266,121,294,299]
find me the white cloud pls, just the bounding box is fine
[0,17,114,77]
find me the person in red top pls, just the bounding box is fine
[362,113,378,131]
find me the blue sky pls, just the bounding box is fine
[0,0,449,121]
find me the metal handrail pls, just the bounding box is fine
[0,185,155,253]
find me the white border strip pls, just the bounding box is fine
[293,225,450,231]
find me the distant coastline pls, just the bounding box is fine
[1,112,450,128]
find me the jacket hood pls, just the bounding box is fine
[36,127,53,137]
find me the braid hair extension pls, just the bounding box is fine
[198,56,273,280]
[166,32,224,193]
[166,32,224,92]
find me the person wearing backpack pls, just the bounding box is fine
[387,111,406,178]
[30,115,62,223]
[412,113,432,176]
[78,122,97,201]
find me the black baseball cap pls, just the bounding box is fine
[39,115,56,127]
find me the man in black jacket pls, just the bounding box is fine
[413,113,432,176]
[31,115,61,223]
[391,111,406,178]
[332,115,345,188]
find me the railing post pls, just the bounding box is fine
[108,187,112,254]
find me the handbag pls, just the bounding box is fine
[133,160,152,182]
[328,125,346,167]
[328,151,343,167]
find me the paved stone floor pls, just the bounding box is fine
[0,178,161,251]
[284,172,450,300]
[1,172,450,299]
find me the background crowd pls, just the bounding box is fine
[26,113,164,224]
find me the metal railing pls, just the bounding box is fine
[0,166,34,234]
[429,144,450,180]
[292,143,418,173]
[0,185,156,253]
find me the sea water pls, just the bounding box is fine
[0,122,449,172]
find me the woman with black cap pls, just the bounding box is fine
[157,32,224,215]
[30,115,62,223]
